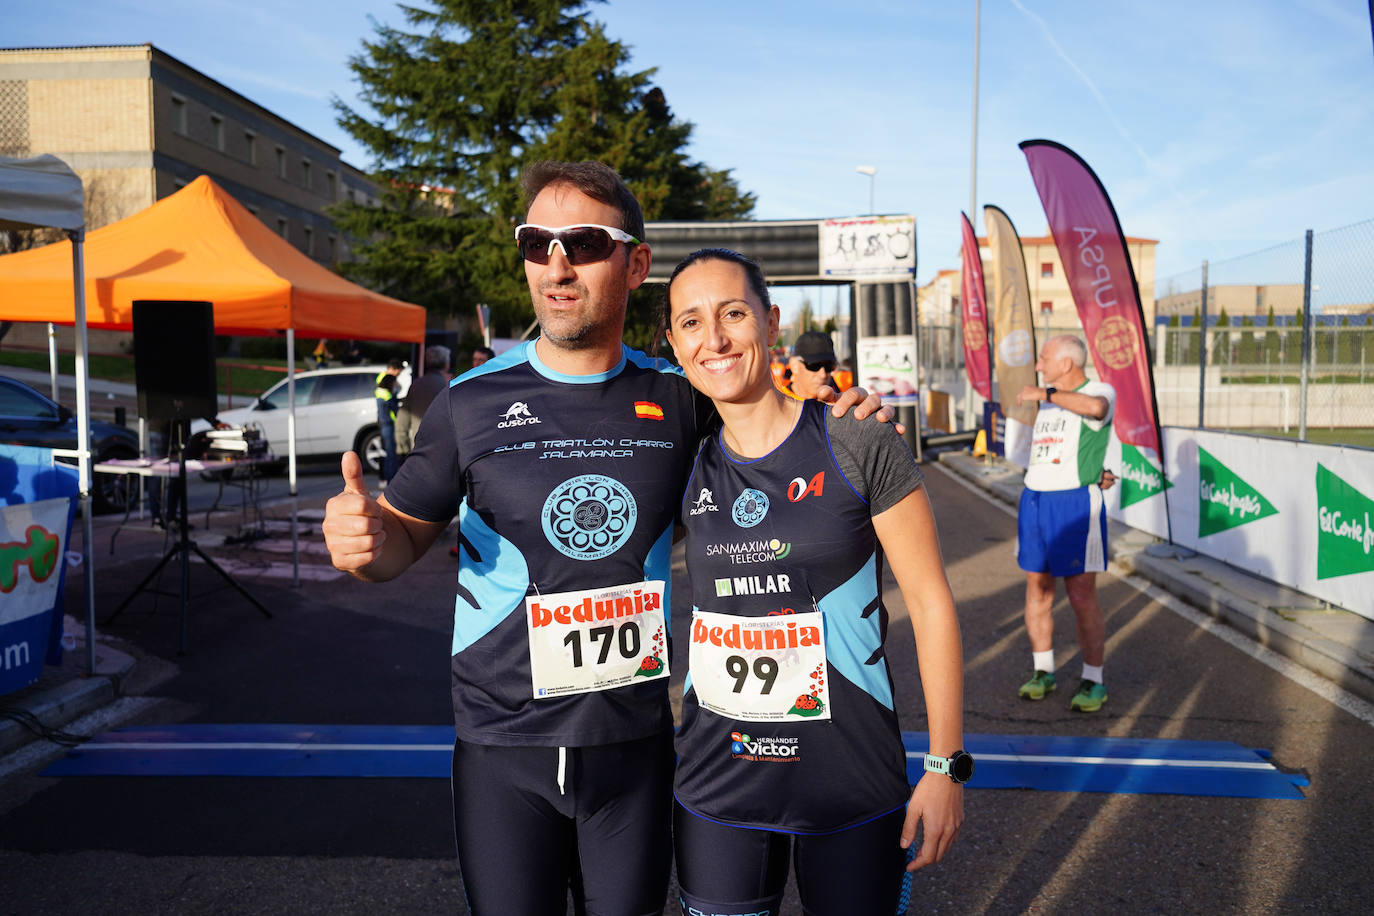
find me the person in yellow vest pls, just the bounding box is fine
[374,358,405,488]
[312,339,333,369]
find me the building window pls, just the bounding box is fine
[1040,262,1054,278]
[346,187,355,203]
[1039,301,1054,313]
[303,225,313,255]
[244,130,257,165]
[325,170,337,200]
[209,113,225,151]
[170,95,187,135]
[301,158,312,190]
[275,146,287,179]
[276,217,288,239]
[327,235,337,260]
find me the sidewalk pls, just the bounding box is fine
[0,479,336,761]
[935,450,1374,706]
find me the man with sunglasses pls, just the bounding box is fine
[784,329,838,400]
[322,160,890,916]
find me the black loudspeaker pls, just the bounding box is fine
[132,300,218,421]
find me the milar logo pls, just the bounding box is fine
[1118,444,1171,508]
[1315,463,1374,580]
[1197,446,1277,537]
[714,574,791,597]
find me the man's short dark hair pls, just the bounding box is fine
[387,358,406,371]
[521,161,645,243]
[473,346,496,361]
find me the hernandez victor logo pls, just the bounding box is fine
[1197,446,1277,537]
[498,401,541,428]
[729,730,799,762]
[731,488,769,528]
[541,475,636,561]
[1315,463,1374,580]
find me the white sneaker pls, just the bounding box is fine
[378,480,388,491]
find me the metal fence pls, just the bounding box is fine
[1154,219,1374,447]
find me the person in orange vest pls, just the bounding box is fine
[831,357,854,392]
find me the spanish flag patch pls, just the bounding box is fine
[634,401,664,420]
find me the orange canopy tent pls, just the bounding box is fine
[0,174,424,343]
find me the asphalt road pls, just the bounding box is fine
[1,462,1371,913]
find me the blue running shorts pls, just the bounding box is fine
[1017,485,1107,577]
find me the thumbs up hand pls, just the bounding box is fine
[323,451,387,571]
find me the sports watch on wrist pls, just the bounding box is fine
[1044,386,1057,402]
[924,749,975,784]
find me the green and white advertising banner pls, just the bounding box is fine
[1102,428,1374,619]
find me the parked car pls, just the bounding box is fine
[202,364,410,475]
[0,374,140,514]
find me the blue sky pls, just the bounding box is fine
[8,0,1373,301]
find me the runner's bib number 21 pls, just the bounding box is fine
[690,610,831,722]
[526,580,669,699]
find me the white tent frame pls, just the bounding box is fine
[0,153,98,672]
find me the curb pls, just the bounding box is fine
[935,451,1374,707]
[0,640,137,758]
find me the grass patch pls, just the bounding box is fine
[1238,428,1374,449]
[0,350,295,400]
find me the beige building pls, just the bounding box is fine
[1155,283,1304,320]
[0,44,378,265]
[919,232,1158,328]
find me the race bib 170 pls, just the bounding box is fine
[526,580,668,699]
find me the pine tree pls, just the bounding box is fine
[331,0,755,336]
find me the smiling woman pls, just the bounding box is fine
[663,247,969,916]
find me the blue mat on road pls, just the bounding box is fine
[40,725,1308,799]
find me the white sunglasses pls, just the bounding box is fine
[514,223,641,265]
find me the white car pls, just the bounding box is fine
[202,364,410,474]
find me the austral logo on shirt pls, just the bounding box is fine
[1119,444,1171,508]
[1315,463,1374,580]
[1197,446,1277,537]
[688,488,718,516]
[498,401,541,428]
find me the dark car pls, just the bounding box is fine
[0,374,140,513]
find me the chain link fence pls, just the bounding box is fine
[1155,220,1374,447]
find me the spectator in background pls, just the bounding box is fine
[832,356,855,392]
[312,339,333,369]
[374,358,405,489]
[471,345,495,368]
[785,330,837,400]
[396,345,452,459]
[1014,334,1117,713]
[340,340,363,365]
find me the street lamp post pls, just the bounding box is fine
[856,165,876,215]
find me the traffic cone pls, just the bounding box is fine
[972,429,987,457]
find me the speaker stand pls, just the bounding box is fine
[107,427,272,654]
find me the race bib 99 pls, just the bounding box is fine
[690,610,831,722]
